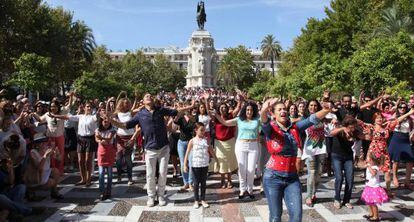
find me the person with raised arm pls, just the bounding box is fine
[260,98,332,222]
[203,92,242,189]
[107,93,195,207]
[213,100,260,199]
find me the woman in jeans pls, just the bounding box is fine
[330,115,363,209]
[301,100,327,207]
[174,105,197,191]
[260,98,331,222]
[214,101,260,199]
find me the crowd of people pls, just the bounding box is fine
[1,87,414,222]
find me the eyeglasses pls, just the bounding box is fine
[399,106,407,109]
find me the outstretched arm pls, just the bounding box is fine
[214,112,237,127]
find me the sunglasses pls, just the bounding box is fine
[399,106,407,109]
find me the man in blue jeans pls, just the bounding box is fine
[260,98,332,222]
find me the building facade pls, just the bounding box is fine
[108,46,279,73]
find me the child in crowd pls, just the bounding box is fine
[361,152,389,221]
[95,116,116,200]
[184,122,216,209]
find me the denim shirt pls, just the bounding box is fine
[262,114,320,177]
[126,106,177,150]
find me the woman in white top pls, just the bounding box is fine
[388,103,414,189]
[33,100,71,174]
[51,102,98,187]
[112,96,139,185]
[27,139,63,199]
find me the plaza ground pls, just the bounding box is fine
[25,160,414,222]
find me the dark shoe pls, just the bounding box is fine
[31,206,46,215]
[105,192,111,200]
[248,193,255,199]
[51,192,64,200]
[363,214,373,219]
[238,192,245,199]
[100,193,106,201]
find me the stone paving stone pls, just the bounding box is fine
[69,198,97,214]
[138,211,190,222]
[322,201,366,215]
[24,207,58,222]
[392,204,414,219]
[60,175,82,184]
[239,203,260,217]
[108,200,133,216]
[281,209,327,222]
[202,203,222,217]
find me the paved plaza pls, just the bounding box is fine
[25,160,414,222]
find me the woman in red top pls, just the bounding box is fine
[211,99,241,189]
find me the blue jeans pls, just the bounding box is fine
[177,139,193,185]
[0,184,31,216]
[99,166,113,194]
[263,169,302,222]
[331,153,354,204]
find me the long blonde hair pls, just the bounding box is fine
[115,97,131,114]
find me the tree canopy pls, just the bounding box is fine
[253,0,414,100]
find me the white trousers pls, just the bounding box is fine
[145,145,170,198]
[235,140,259,193]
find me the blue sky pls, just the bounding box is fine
[45,0,330,51]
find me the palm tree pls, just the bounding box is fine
[71,21,96,63]
[374,3,414,38]
[261,34,282,76]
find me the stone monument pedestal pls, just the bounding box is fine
[185,30,217,88]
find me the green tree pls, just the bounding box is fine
[217,45,255,90]
[374,3,414,37]
[350,32,414,95]
[260,34,282,76]
[7,53,51,93]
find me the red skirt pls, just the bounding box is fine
[97,143,116,167]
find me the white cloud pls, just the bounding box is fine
[261,0,330,10]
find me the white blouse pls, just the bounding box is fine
[69,114,98,136]
[191,137,210,168]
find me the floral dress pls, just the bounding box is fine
[361,121,397,173]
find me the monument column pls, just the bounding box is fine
[185,1,217,88]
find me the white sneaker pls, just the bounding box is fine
[158,196,167,206]
[147,197,155,207]
[193,202,200,209]
[201,201,209,208]
[128,180,134,186]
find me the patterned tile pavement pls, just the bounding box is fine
[24,161,414,222]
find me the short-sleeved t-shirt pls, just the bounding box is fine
[237,118,260,140]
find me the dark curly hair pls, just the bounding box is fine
[239,101,259,121]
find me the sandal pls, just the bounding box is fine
[333,200,341,209]
[305,198,314,207]
[344,203,353,209]
[363,215,372,219]
[393,178,399,188]
[221,179,226,189]
[227,181,233,189]
[368,217,380,221]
